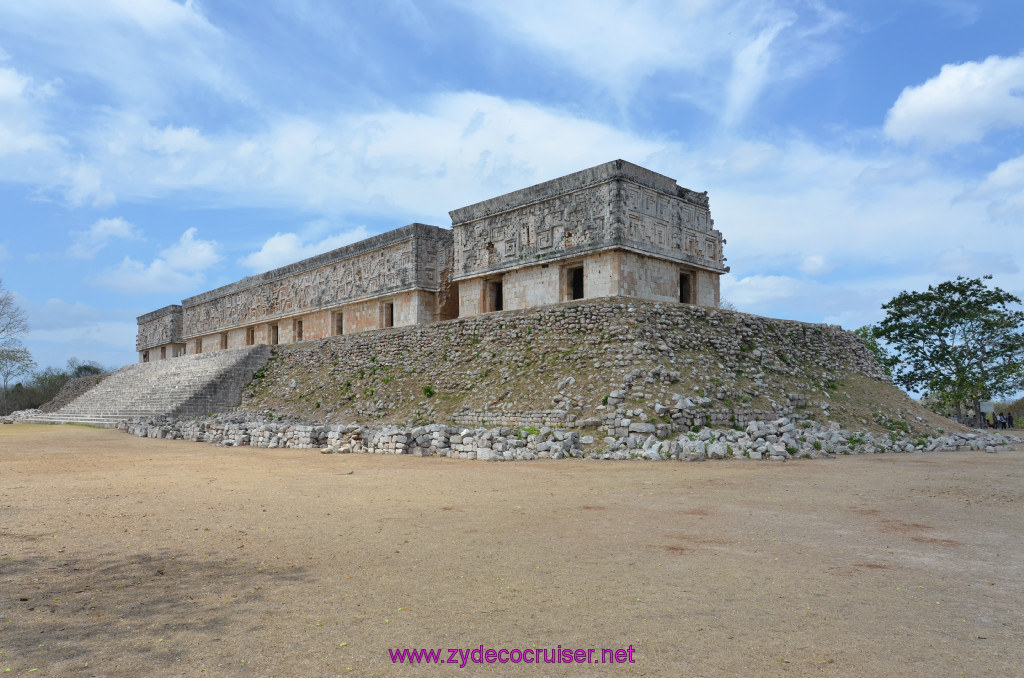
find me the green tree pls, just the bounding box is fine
[66,357,105,378]
[0,344,36,413]
[854,324,896,377]
[875,275,1024,426]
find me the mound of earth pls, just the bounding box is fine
[240,298,961,440]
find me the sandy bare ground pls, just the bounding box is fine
[1,424,1022,677]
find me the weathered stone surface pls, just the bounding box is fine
[137,160,730,363]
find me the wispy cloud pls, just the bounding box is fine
[4,92,661,215]
[67,217,143,259]
[240,227,373,272]
[0,0,243,113]
[454,0,847,124]
[0,65,60,159]
[92,228,221,294]
[972,154,1024,221]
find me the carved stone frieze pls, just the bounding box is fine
[136,305,183,351]
[180,224,449,338]
[450,160,725,280]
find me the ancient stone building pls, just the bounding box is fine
[136,305,186,362]
[136,160,728,362]
[451,159,727,316]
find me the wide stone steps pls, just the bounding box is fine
[29,346,271,428]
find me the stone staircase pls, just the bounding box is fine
[29,345,271,428]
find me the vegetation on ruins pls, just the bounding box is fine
[854,325,897,377]
[1,357,106,415]
[0,344,36,409]
[874,275,1024,426]
[0,270,115,415]
[0,279,33,413]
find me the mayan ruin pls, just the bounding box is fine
[135,160,728,363]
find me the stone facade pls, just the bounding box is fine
[137,160,728,361]
[450,159,727,316]
[136,305,186,362]
[179,223,455,355]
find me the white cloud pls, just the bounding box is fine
[0,0,241,112]
[936,246,1019,276]
[884,52,1024,148]
[22,92,662,215]
[723,21,788,127]
[67,217,143,259]
[798,254,832,275]
[29,320,138,366]
[0,243,8,261]
[22,297,138,368]
[241,227,372,273]
[721,274,806,307]
[95,258,204,295]
[28,298,109,331]
[972,154,1024,221]
[455,0,846,124]
[92,228,220,294]
[159,227,221,272]
[0,65,59,158]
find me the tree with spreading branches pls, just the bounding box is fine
[874,275,1024,426]
[0,278,29,345]
[0,343,36,412]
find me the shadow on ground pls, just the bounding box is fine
[0,543,308,673]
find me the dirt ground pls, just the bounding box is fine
[1,424,1022,677]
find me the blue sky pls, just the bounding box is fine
[0,0,1022,370]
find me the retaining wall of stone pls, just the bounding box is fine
[119,414,1019,460]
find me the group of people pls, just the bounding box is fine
[986,412,1015,429]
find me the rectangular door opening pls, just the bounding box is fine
[383,302,394,328]
[246,327,255,346]
[488,280,503,312]
[269,324,279,345]
[569,266,584,300]
[680,273,693,304]
[295,319,303,341]
[220,332,228,350]
[334,312,344,336]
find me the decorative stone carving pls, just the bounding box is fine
[136,305,183,351]
[138,161,729,353]
[449,159,726,281]
[180,224,449,338]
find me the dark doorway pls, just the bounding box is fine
[334,312,344,336]
[246,327,255,346]
[220,332,228,350]
[489,281,503,312]
[384,302,394,328]
[680,273,693,304]
[570,266,584,300]
[295,320,303,340]
[270,324,279,345]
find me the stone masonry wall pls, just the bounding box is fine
[237,298,936,444]
[119,413,1019,461]
[450,160,726,283]
[180,223,450,339]
[137,305,183,351]
[38,373,109,413]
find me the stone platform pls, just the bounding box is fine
[28,345,271,427]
